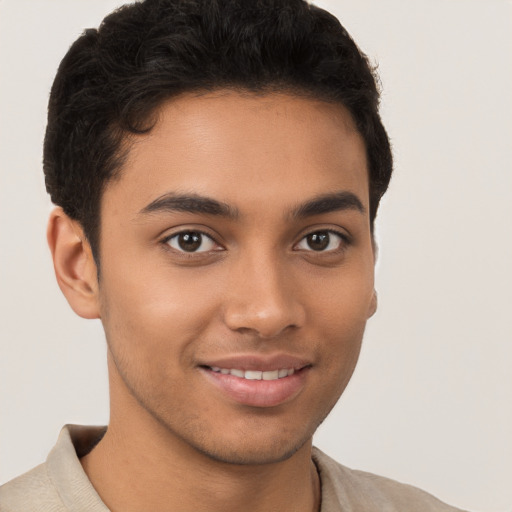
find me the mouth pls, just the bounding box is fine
[199,358,311,408]
[205,366,297,381]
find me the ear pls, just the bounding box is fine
[367,289,378,318]
[367,235,378,318]
[47,207,100,319]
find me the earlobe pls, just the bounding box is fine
[47,207,100,319]
[367,289,378,318]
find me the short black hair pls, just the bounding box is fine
[44,0,392,263]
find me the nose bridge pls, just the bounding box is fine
[223,244,304,338]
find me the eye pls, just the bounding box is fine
[295,230,346,252]
[165,231,218,253]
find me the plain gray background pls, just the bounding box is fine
[1,1,511,511]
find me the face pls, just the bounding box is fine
[96,91,376,465]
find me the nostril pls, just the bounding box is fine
[228,322,300,340]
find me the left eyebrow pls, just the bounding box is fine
[291,191,366,219]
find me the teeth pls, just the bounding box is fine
[209,367,296,380]
[245,370,262,380]
[262,370,279,381]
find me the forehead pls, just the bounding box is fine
[105,91,369,214]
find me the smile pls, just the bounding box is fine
[208,367,295,380]
[201,362,310,407]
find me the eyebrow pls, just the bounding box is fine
[138,190,365,220]
[291,191,365,218]
[139,193,239,218]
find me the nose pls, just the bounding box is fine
[222,252,305,339]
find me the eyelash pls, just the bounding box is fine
[161,228,350,255]
[295,229,350,253]
[161,230,222,256]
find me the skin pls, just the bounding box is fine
[48,91,377,512]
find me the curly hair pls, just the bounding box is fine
[44,0,392,262]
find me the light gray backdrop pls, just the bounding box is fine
[0,1,511,511]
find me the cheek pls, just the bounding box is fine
[98,263,223,368]
[310,263,374,329]
[308,266,374,376]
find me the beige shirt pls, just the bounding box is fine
[0,425,467,511]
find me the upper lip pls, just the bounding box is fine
[199,353,312,372]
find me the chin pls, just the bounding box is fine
[189,434,312,466]
[159,408,324,467]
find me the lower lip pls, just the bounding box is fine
[200,367,309,408]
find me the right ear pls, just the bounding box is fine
[47,207,100,319]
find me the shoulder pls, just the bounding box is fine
[0,463,66,512]
[312,447,469,512]
[0,425,108,512]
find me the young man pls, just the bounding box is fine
[0,1,467,510]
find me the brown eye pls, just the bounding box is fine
[306,232,330,251]
[166,231,217,253]
[296,230,345,252]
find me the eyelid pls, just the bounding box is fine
[294,228,350,252]
[159,225,350,255]
[161,227,225,254]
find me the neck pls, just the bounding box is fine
[80,372,321,512]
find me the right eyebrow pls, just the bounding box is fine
[138,192,240,219]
